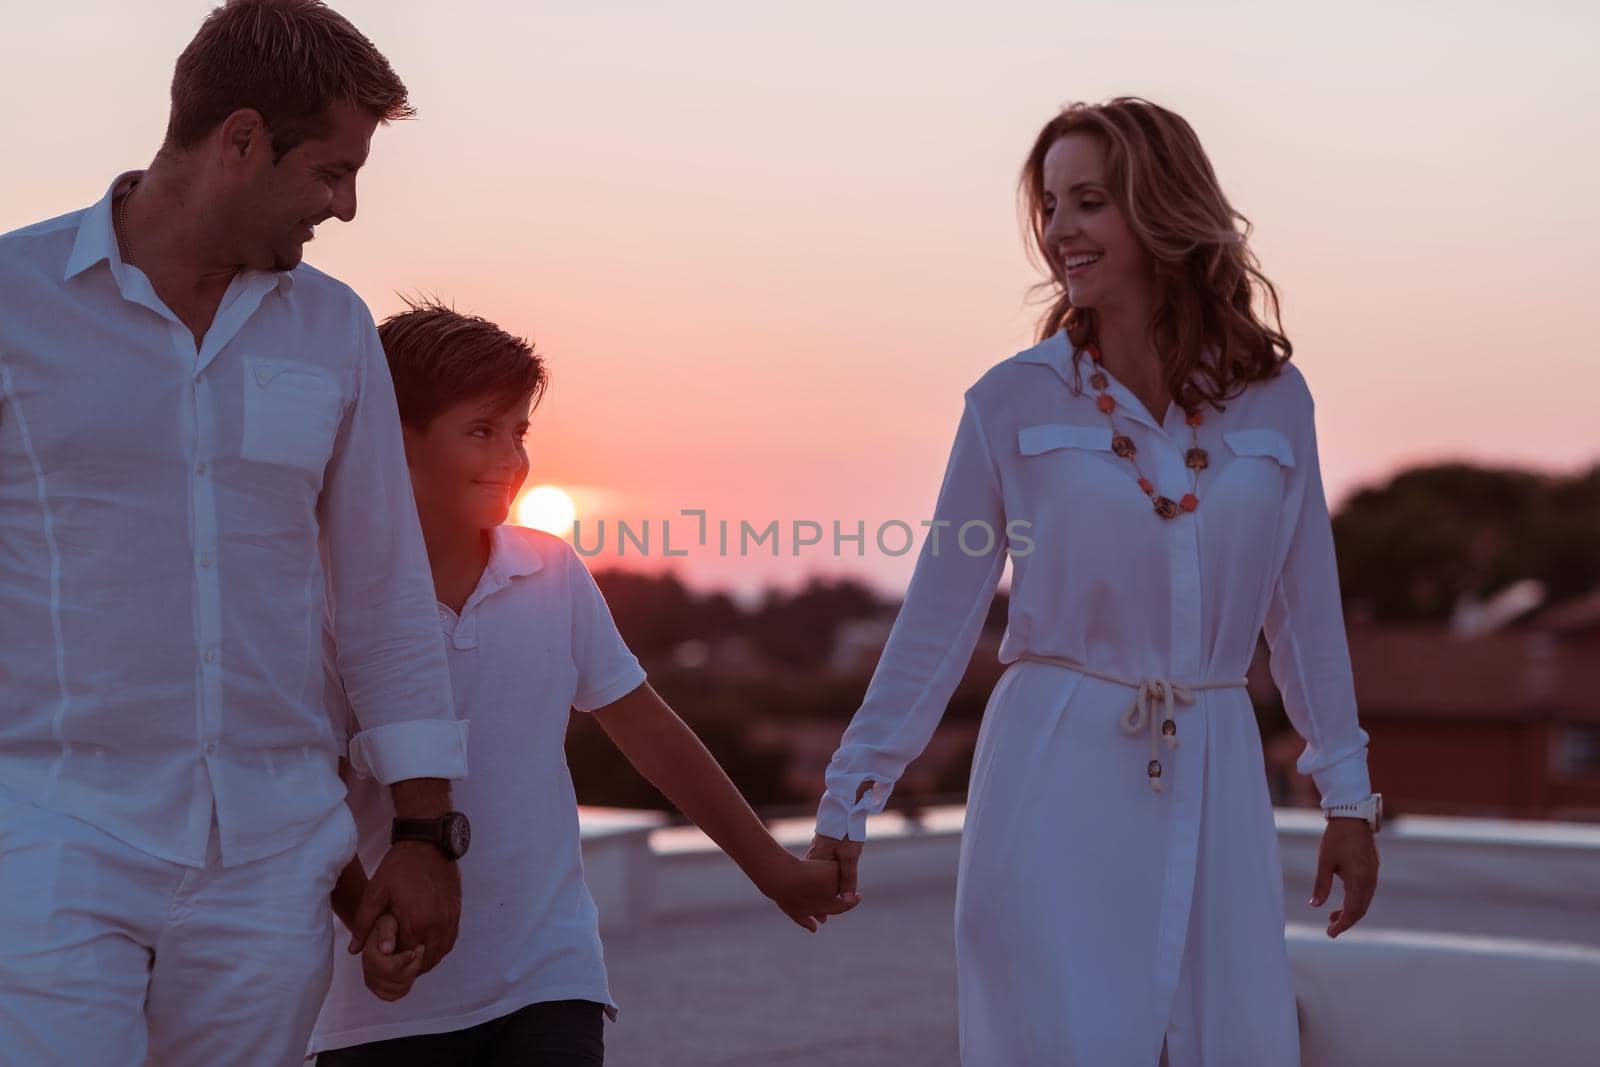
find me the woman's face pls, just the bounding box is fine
[1040,132,1156,317]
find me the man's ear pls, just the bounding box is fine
[217,108,271,166]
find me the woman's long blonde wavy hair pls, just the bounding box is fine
[1020,97,1291,411]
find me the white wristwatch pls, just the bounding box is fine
[1324,793,1382,833]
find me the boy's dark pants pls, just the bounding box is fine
[317,999,605,1067]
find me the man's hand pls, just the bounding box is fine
[1308,818,1379,938]
[361,913,425,1001]
[347,841,461,972]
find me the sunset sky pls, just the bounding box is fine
[5,1,1595,594]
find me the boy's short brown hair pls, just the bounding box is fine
[166,0,414,162]
[378,298,548,431]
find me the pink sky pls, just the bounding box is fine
[5,1,1595,593]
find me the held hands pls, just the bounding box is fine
[804,833,864,912]
[361,913,425,1001]
[796,777,869,924]
[759,853,860,932]
[1308,818,1379,938]
[347,841,462,973]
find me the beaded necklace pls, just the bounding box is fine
[1084,343,1208,520]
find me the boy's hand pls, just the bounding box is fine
[362,913,425,1002]
[761,855,858,932]
[348,839,461,973]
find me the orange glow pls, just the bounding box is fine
[514,485,578,539]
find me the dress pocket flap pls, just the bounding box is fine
[1018,423,1114,456]
[1222,429,1296,468]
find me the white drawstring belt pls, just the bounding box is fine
[1017,654,1247,793]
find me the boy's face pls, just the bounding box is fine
[402,392,533,534]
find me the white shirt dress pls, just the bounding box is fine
[815,331,1371,1066]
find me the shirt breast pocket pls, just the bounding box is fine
[240,358,345,473]
[1217,428,1296,509]
[1222,428,1295,469]
[1016,422,1134,513]
[1017,423,1115,458]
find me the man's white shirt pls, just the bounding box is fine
[0,172,466,868]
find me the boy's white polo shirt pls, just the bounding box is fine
[310,524,646,1053]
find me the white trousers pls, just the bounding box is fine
[0,786,356,1067]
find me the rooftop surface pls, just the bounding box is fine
[592,809,1600,1065]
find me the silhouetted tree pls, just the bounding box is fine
[1332,463,1600,622]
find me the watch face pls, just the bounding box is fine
[445,812,471,859]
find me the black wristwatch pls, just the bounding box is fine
[391,811,471,860]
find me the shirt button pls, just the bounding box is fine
[205,742,217,756]
[204,649,217,663]
[199,551,214,568]
[193,373,203,384]
[195,461,208,475]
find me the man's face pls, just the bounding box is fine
[234,102,378,271]
[402,394,534,536]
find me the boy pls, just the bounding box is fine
[311,299,853,1065]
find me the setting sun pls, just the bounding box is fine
[514,485,578,539]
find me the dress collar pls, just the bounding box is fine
[1013,328,1219,435]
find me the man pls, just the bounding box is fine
[0,3,470,1064]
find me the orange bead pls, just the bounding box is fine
[1180,493,1199,512]
[1138,477,1154,495]
[1185,410,1204,427]
[1097,394,1116,413]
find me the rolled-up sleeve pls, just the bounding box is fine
[816,392,1007,841]
[319,306,467,785]
[1263,393,1371,808]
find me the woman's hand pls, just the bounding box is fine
[1308,818,1379,938]
[804,778,871,910]
[805,834,864,911]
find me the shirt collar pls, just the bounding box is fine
[445,527,545,645]
[64,170,295,294]
[489,524,546,582]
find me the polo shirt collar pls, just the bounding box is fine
[445,526,545,650]
[489,524,546,583]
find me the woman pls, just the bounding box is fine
[808,97,1381,1066]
